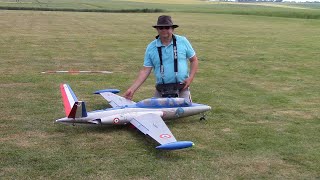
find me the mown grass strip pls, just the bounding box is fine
[1,1,320,19]
[0,6,164,13]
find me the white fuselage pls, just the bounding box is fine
[56,104,211,126]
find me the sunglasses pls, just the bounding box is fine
[158,26,171,30]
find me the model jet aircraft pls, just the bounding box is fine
[56,84,211,150]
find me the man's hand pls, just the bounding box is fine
[123,67,152,100]
[123,88,135,100]
[182,78,192,90]
[182,55,198,90]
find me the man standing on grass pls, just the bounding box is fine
[124,15,198,103]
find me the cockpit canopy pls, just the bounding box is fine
[136,98,191,108]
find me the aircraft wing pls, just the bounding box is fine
[130,113,177,145]
[94,89,136,108]
[130,113,194,150]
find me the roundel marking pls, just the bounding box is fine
[160,134,172,139]
[113,118,120,124]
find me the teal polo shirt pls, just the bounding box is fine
[144,34,196,84]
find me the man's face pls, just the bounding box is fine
[157,26,173,38]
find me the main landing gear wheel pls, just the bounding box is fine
[200,114,206,121]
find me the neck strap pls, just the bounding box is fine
[156,35,178,84]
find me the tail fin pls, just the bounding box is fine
[60,84,87,118]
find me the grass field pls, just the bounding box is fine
[1,1,320,179]
[1,0,320,19]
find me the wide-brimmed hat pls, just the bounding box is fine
[152,15,179,28]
